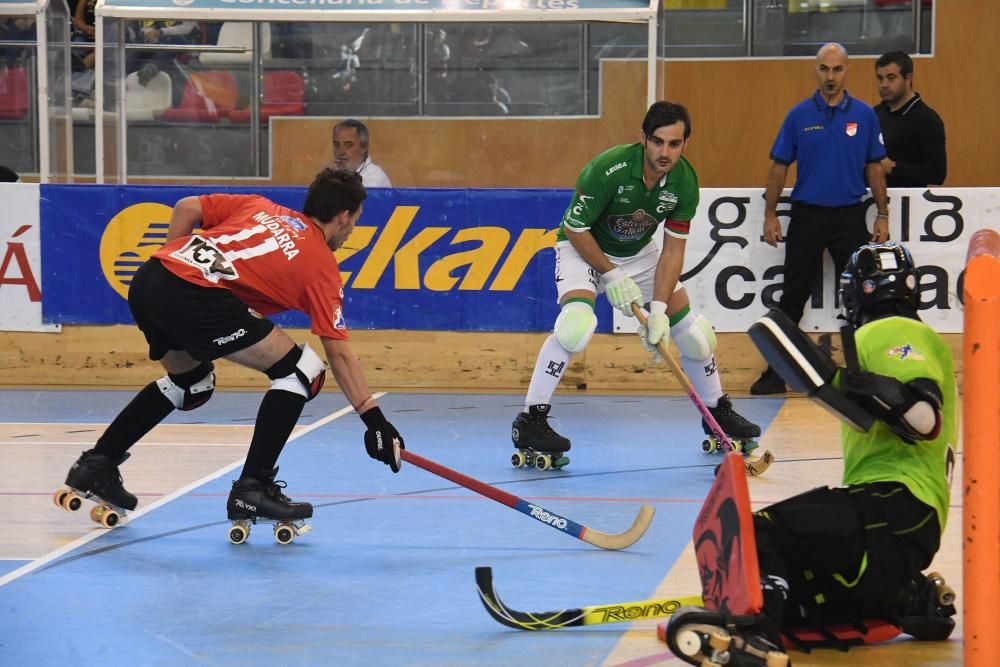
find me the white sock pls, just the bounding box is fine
[524,335,572,410]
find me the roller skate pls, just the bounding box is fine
[226,468,313,545]
[666,606,790,667]
[510,404,571,471]
[897,571,957,641]
[702,395,761,454]
[53,449,137,528]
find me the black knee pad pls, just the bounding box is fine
[158,361,216,411]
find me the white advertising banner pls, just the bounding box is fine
[613,188,997,334]
[0,183,60,333]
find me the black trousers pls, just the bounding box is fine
[778,202,870,324]
[753,482,941,633]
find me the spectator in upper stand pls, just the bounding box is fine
[0,17,35,67]
[130,20,200,87]
[331,119,392,188]
[874,50,947,188]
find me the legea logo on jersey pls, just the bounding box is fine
[99,203,174,299]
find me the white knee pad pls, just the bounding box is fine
[553,301,597,354]
[673,313,717,360]
[269,343,327,400]
[157,362,216,411]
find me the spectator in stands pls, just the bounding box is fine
[129,20,200,88]
[0,16,35,67]
[331,119,391,187]
[874,50,947,188]
[69,0,97,106]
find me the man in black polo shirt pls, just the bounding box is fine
[874,50,947,188]
[752,42,890,395]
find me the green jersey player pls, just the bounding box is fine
[668,242,957,665]
[510,101,760,470]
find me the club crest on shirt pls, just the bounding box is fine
[845,122,858,137]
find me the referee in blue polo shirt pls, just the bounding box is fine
[752,42,890,395]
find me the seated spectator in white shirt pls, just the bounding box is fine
[331,118,391,188]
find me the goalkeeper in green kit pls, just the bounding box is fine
[665,241,958,666]
[510,101,760,470]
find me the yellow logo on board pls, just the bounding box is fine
[98,202,173,299]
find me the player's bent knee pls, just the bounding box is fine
[266,343,326,401]
[674,314,717,360]
[158,361,216,411]
[553,301,597,354]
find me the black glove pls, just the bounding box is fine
[360,406,404,473]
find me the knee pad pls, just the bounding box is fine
[157,361,216,411]
[553,301,597,354]
[266,343,326,401]
[672,313,717,360]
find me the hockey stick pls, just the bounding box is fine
[475,566,702,630]
[631,303,774,476]
[400,450,654,550]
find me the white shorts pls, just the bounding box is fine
[554,239,682,304]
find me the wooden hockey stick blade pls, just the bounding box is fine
[632,303,776,476]
[475,566,703,630]
[401,450,655,550]
[744,449,774,476]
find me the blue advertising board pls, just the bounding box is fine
[39,185,613,332]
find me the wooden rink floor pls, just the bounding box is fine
[0,389,962,666]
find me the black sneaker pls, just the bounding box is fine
[750,366,786,395]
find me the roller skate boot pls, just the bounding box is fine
[53,449,137,528]
[702,395,762,454]
[511,404,571,471]
[898,571,957,641]
[226,468,313,545]
[666,606,790,667]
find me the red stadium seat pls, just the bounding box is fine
[0,67,30,120]
[162,70,239,122]
[228,71,304,123]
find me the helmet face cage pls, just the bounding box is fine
[839,242,919,327]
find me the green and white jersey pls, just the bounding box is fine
[556,143,699,258]
[839,316,957,530]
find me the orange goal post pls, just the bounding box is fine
[963,228,1000,665]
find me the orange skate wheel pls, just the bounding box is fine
[706,627,731,651]
[53,490,68,508]
[62,493,83,512]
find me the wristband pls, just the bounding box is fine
[876,211,889,219]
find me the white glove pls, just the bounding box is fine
[638,301,669,361]
[602,268,642,317]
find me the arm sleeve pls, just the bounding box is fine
[768,112,798,166]
[198,194,256,231]
[866,107,888,163]
[303,273,349,341]
[665,163,699,237]
[891,110,947,186]
[560,163,613,233]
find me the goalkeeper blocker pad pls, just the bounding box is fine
[748,309,874,433]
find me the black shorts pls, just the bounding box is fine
[128,258,274,362]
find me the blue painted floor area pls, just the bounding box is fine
[0,390,782,667]
[0,562,28,578]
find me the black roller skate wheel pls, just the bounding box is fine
[275,525,295,545]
